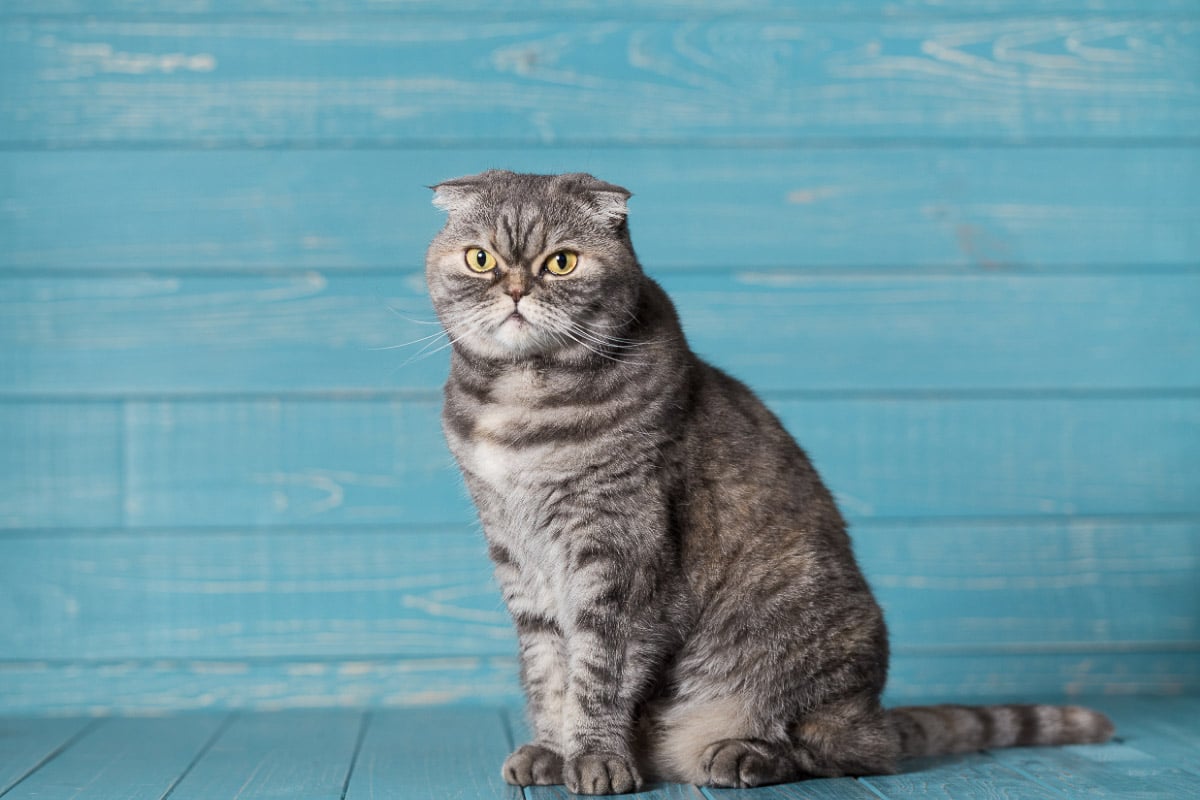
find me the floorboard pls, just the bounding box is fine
[0,699,1196,799]
[0,715,226,800]
[165,709,363,800]
[0,717,95,795]
[344,707,519,800]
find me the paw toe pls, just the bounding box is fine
[502,744,563,786]
[700,739,774,789]
[564,752,642,795]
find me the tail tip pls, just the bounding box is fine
[1068,705,1116,744]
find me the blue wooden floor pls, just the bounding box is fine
[2,696,1197,799]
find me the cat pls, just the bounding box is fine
[424,170,1114,794]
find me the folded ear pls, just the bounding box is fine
[430,170,511,214]
[561,173,632,225]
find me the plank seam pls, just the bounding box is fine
[5,10,1200,23]
[4,388,1200,404]
[1,511,1198,538]
[1,138,1199,151]
[339,711,371,800]
[117,400,128,529]
[975,750,1077,799]
[158,711,238,800]
[2,640,1199,669]
[0,717,104,799]
[4,264,1198,278]
[854,776,893,800]
[495,708,534,800]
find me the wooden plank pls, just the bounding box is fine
[2,715,228,800]
[120,398,464,528]
[0,519,1194,660]
[0,654,1193,716]
[778,396,1200,520]
[860,752,1062,798]
[5,271,1200,395]
[346,707,520,800]
[4,1,1195,19]
[166,710,363,800]
[865,518,1200,648]
[0,528,513,660]
[0,656,523,715]
[3,149,1196,273]
[0,717,94,795]
[986,745,1195,799]
[1085,696,1200,773]
[695,777,881,799]
[531,783,706,799]
[883,652,1200,700]
[105,397,1200,529]
[2,18,1197,145]
[0,402,122,529]
[4,395,1196,527]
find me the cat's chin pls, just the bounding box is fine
[462,321,555,362]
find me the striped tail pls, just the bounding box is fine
[887,703,1115,758]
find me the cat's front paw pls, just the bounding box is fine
[564,751,643,795]
[502,743,563,786]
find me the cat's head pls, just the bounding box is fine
[425,170,641,364]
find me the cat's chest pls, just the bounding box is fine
[448,368,574,504]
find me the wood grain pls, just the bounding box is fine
[1,520,1195,661]
[2,704,1197,799]
[3,149,1196,273]
[986,745,1194,799]
[0,657,524,715]
[3,18,1197,145]
[106,396,1200,527]
[0,717,94,795]
[4,1,1195,19]
[695,777,883,799]
[345,708,520,800]
[1,653,1194,715]
[530,781,706,799]
[0,402,122,529]
[5,271,1199,395]
[165,710,363,800]
[5,395,1194,531]
[0,715,228,800]
[861,751,1061,798]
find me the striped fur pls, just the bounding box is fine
[425,171,1115,794]
[889,704,1115,757]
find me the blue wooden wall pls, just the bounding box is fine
[1,1,1197,715]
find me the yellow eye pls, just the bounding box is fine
[465,247,497,273]
[544,251,578,276]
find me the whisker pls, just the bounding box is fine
[384,304,444,326]
[548,317,646,366]
[368,328,448,351]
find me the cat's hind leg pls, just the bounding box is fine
[649,695,802,787]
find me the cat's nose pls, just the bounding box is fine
[508,287,523,304]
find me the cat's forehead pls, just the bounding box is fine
[433,170,630,234]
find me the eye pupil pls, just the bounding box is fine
[555,253,567,268]
[475,250,488,267]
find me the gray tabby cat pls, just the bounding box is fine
[425,170,1114,794]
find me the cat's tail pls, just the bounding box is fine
[886,703,1114,757]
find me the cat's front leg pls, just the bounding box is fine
[503,616,568,785]
[492,542,568,786]
[560,530,664,795]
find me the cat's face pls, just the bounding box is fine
[425,170,640,363]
